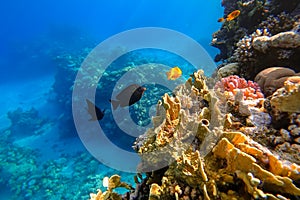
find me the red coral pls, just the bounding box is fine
[214,75,264,100]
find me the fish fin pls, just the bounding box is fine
[86,99,96,118]
[109,99,119,110]
[166,71,171,80]
[86,99,93,108]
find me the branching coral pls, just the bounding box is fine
[258,12,296,35]
[230,26,300,80]
[231,28,270,63]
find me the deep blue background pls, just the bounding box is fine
[0,0,222,83]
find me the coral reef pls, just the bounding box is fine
[0,124,138,199]
[214,75,264,100]
[231,28,270,64]
[258,12,296,35]
[253,30,300,51]
[84,1,300,199]
[232,24,300,80]
[89,70,300,199]
[213,0,300,81]
[7,107,48,138]
[0,130,40,198]
[51,48,191,138]
[267,112,300,165]
[213,132,300,198]
[270,76,300,113]
[89,175,133,200]
[216,62,240,78]
[211,0,271,62]
[51,50,91,138]
[254,67,300,96]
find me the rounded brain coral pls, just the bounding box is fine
[214,75,264,100]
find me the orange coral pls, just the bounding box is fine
[213,132,300,197]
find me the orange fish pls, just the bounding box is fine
[217,17,225,22]
[166,66,182,80]
[226,10,240,21]
[218,10,240,22]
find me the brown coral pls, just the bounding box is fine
[254,67,297,96]
[89,175,132,200]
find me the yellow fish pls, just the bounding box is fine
[166,66,182,80]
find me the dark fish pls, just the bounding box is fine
[109,84,146,110]
[86,99,105,121]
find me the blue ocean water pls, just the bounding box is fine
[0,0,223,199]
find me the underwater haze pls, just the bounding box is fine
[0,0,221,82]
[0,0,223,199]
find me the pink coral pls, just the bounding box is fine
[214,75,264,100]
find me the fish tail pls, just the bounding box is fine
[109,99,119,110]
